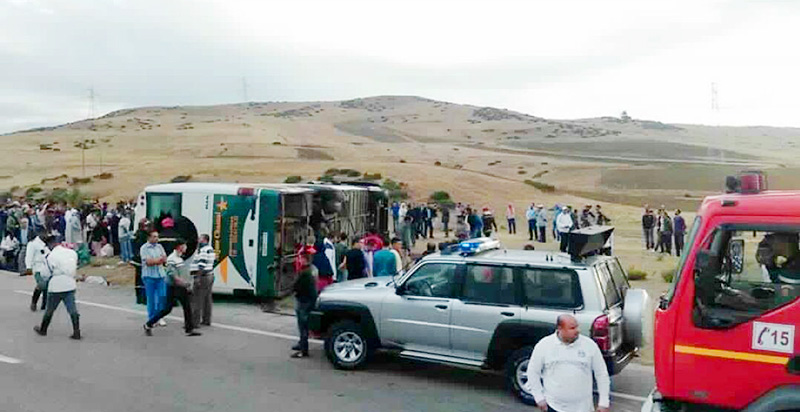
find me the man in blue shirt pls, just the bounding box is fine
[140,230,167,325]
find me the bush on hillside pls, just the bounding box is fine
[362,172,382,181]
[429,191,454,206]
[661,268,675,283]
[284,175,302,183]
[524,180,556,192]
[170,175,192,183]
[382,179,409,201]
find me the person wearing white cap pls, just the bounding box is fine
[535,205,548,243]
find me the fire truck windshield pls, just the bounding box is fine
[693,225,800,329]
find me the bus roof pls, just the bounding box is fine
[143,182,315,195]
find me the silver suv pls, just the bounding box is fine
[309,238,648,403]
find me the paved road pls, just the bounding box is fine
[0,272,653,412]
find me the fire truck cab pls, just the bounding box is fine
[644,171,800,412]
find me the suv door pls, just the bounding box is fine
[380,262,461,355]
[450,264,522,361]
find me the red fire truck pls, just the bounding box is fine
[643,171,800,412]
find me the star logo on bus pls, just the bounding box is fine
[216,199,228,212]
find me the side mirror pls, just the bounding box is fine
[728,239,745,274]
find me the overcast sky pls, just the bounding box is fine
[2,0,800,134]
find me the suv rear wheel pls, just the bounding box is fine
[505,346,537,405]
[325,320,371,369]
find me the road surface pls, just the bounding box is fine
[0,271,653,412]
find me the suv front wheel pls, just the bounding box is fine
[505,346,537,405]
[325,320,371,370]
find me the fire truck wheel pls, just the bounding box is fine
[505,346,537,405]
[325,320,371,370]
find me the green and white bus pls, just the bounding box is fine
[133,182,389,300]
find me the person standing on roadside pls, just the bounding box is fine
[118,212,133,263]
[334,232,348,282]
[144,238,201,337]
[34,236,82,340]
[557,206,574,253]
[660,209,673,255]
[642,207,654,250]
[506,203,516,235]
[340,239,368,280]
[372,237,399,278]
[441,206,451,238]
[526,314,610,412]
[291,245,317,358]
[526,203,537,241]
[535,205,548,243]
[191,234,215,327]
[26,229,50,311]
[140,230,167,327]
[673,210,686,257]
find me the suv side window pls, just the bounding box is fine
[607,258,630,297]
[404,263,459,298]
[521,268,582,309]
[462,265,518,305]
[596,263,622,308]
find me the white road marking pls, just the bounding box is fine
[13,290,323,345]
[12,290,646,403]
[0,354,22,364]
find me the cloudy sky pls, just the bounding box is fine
[2,0,800,134]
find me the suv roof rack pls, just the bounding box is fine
[568,226,614,260]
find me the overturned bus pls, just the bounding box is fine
[133,182,389,301]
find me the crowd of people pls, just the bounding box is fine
[389,201,612,254]
[641,204,686,256]
[0,199,139,275]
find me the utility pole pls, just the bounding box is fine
[83,88,95,177]
[242,77,249,103]
[711,82,719,125]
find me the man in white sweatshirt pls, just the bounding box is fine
[526,314,610,412]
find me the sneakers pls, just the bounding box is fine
[185,330,202,337]
[157,319,167,327]
[290,351,309,358]
[34,326,46,336]
[143,324,153,336]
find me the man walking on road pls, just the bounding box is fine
[526,314,610,412]
[144,238,201,337]
[292,245,317,358]
[34,236,82,340]
[140,230,167,327]
[26,229,49,311]
[191,234,215,327]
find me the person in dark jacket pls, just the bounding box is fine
[441,206,450,238]
[659,210,673,255]
[312,236,334,291]
[292,245,318,358]
[642,207,655,250]
[673,210,686,257]
[339,239,368,280]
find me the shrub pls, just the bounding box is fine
[517,170,527,174]
[627,267,648,281]
[69,177,92,185]
[661,269,675,283]
[345,169,361,177]
[434,161,441,166]
[382,179,409,201]
[272,141,282,145]
[25,186,43,198]
[524,180,556,192]
[429,191,453,206]
[318,175,335,183]
[362,172,382,181]
[170,175,192,183]
[94,172,114,180]
[399,159,406,163]
[324,168,340,175]
[284,175,302,183]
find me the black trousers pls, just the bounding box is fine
[147,285,195,332]
[32,287,48,309]
[559,232,570,252]
[674,232,685,256]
